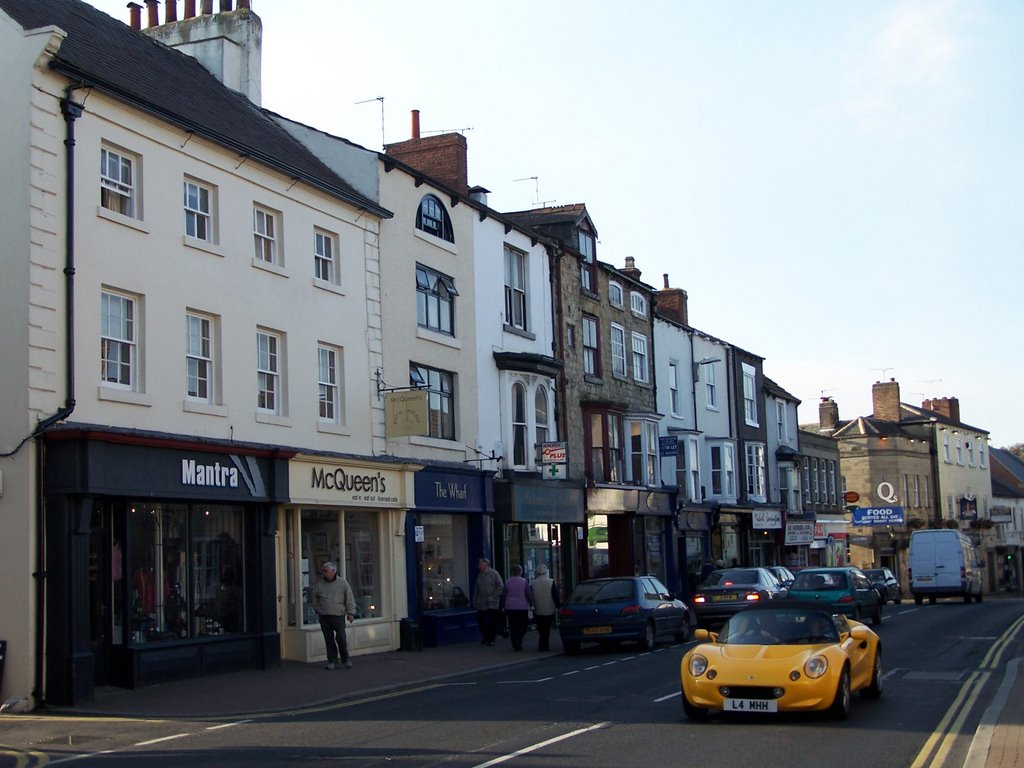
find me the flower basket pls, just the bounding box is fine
[944,519,960,529]
[907,518,926,530]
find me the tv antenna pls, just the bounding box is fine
[870,367,895,379]
[354,96,385,149]
[514,176,555,207]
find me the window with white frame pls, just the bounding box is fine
[705,363,718,409]
[412,363,455,440]
[745,443,766,499]
[314,228,338,284]
[942,434,951,462]
[185,311,214,402]
[257,329,282,414]
[776,401,787,442]
[819,460,828,503]
[630,291,647,317]
[184,178,213,242]
[710,443,735,497]
[608,281,624,307]
[668,362,680,416]
[512,382,528,466]
[803,459,811,502]
[923,479,930,508]
[578,230,596,292]
[587,410,623,484]
[687,437,701,502]
[416,264,458,336]
[101,289,137,389]
[253,205,278,264]
[811,458,820,502]
[955,437,963,465]
[979,442,987,468]
[535,386,551,449]
[627,419,659,486]
[318,344,342,423]
[827,461,837,504]
[503,245,528,331]
[416,194,454,242]
[100,145,137,218]
[913,475,921,507]
[582,315,599,376]
[610,323,627,377]
[742,363,758,426]
[778,465,790,509]
[631,333,649,383]
[967,440,976,466]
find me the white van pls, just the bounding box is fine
[909,529,983,604]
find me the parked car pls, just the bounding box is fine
[691,568,787,629]
[785,567,883,626]
[767,565,796,587]
[863,568,903,604]
[558,576,690,654]
[680,601,883,720]
[908,529,984,604]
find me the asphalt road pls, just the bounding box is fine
[3,597,1022,768]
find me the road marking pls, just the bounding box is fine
[654,691,682,703]
[584,665,601,671]
[601,661,618,667]
[497,677,553,684]
[469,722,610,768]
[562,670,580,676]
[205,720,252,730]
[48,749,117,765]
[134,733,191,746]
[0,749,48,768]
[964,657,1022,768]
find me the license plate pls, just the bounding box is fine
[583,626,612,635]
[917,576,934,583]
[711,594,736,602]
[724,698,777,713]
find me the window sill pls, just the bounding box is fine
[317,421,351,436]
[313,278,345,297]
[255,412,291,427]
[581,288,600,302]
[97,386,152,407]
[183,235,224,258]
[183,400,228,417]
[416,327,462,349]
[408,434,460,450]
[583,374,603,385]
[96,206,148,233]
[252,258,288,277]
[502,324,536,341]
[413,228,458,254]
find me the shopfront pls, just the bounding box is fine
[585,487,675,586]
[493,477,585,593]
[281,455,419,662]
[676,505,712,600]
[407,465,494,646]
[43,430,286,705]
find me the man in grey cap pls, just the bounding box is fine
[310,561,357,670]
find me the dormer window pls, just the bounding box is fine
[417,194,454,242]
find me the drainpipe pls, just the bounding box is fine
[32,86,83,708]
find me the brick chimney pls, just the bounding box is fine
[923,396,961,423]
[620,256,642,282]
[872,379,902,423]
[819,397,839,433]
[656,273,689,325]
[385,111,469,195]
[139,0,263,106]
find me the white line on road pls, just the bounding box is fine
[206,720,252,730]
[470,722,611,768]
[584,665,601,671]
[562,670,580,676]
[48,749,118,765]
[654,691,682,703]
[134,733,192,746]
[497,677,553,684]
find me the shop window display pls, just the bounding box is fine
[127,502,244,643]
[300,508,383,623]
[418,514,469,612]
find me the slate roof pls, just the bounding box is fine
[763,375,800,404]
[504,204,591,231]
[1,0,391,218]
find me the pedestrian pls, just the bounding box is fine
[473,557,504,646]
[699,558,715,582]
[531,564,560,652]
[502,564,533,651]
[310,561,356,670]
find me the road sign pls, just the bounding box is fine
[843,490,860,504]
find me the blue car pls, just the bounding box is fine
[558,576,690,654]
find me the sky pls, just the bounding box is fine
[85,0,1024,447]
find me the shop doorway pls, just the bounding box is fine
[88,507,115,687]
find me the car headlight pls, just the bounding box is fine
[804,655,828,679]
[688,654,709,677]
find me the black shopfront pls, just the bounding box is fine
[43,430,286,705]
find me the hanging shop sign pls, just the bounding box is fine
[384,390,428,439]
[851,506,905,526]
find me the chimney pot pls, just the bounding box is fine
[663,273,670,289]
[200,0,212,14]
[220,0,233,11]
[145,0,160,27]
[165,0,177,23]
[128,2,143,29]
[411,109,421,140]
[183,0,195,17]
[238,0,250,7]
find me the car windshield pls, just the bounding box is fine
[719,609,839,645]
[705,569,759,586]
[568,579,635,605]
[791,571,847,590]
[864,569,885,580]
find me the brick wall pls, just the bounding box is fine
[385,133,468,195]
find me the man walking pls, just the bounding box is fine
[311,561,356,670]
[472,557,504,646]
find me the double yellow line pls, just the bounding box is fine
[911,612,1024,768]
[0,748,49,767]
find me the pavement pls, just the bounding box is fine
[34,624,1024,768]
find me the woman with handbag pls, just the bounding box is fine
[501,564,533,651]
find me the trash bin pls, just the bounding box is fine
[399,619,422,651]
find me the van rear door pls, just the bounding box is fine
[933,535,963,590]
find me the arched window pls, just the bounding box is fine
[417,194,454,243]
[535,386,550,448]
[512,383,527,467]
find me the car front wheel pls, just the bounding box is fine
[863,650,883,699]
[829,667,852,720]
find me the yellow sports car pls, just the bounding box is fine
[680,600,883,720]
